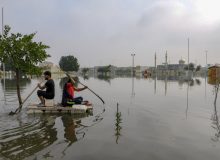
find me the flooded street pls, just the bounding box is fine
[0,75,220,160]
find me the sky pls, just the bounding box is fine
[1,0,220,67]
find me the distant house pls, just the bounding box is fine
[115,67,132,75]
[208,64,220,78]
[157,59,187,75]
[135,66,150,76]
[39,61,61,73]
[39,61,53,68]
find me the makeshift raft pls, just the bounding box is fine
[27,103,93,114]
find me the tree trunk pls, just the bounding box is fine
[15,68,22,106]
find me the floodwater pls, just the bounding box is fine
[0,74,220,160]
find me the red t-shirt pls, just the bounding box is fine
[66,83,74,98]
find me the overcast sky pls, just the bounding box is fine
[1,0,220,67]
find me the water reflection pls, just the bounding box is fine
[82,75,89,80]
[0,115,57,160]
[211,84,220,142]
[0,114,91,160]
[195,79,201,85]
[83,74,203,90]
[205,75,207,98]
[60,115,84,156]
[165,74,167,95]
[210,77,220,142]
[1,75,220,159]
[0,78,31,92]
[0,78,31,104]
[154,74,157,94]
[61,115,77,144]
[156,74,201,87]
[131,76,135,97]
[96,75,113,83]
[186,81,189,119]
[115,103,122,144]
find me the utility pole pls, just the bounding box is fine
[205,50,208,67]
[154,52,157,94]
[154,52,157,71]
[188,38,189,72]
[1,8,3,34]
[131,54,135,77]
[186,38,190,118]
[165,50,168,71]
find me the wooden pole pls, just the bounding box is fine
[9,80,44,115]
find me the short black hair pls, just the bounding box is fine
[44,71,51,77]
[67,79,71,83]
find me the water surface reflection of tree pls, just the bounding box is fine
[0,113,91,160]
[1,78,31,92]
[115,103,122,144]
[0,115,57,160]
[96,75,113,83]
[211,82,220,142]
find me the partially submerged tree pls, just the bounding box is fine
[59,55,79,72]
[184,63,202,73]
[195,65,201,72]
[184,63,195,71]
[0,25,50,113]
[82,68,89,75]
[97,65,111,73]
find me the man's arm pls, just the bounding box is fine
[74,86,87,92]
[38,83,46,90]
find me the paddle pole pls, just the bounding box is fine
[78,80,105,104]
[22,80,44,105]
[9,80,44,115]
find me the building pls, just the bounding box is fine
[39,61,62,73]
[156,59,187,75]
[208,64,220,78]
[115,67,132,75]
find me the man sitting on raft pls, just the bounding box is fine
[61,78,88,107]
[37,71,55,107]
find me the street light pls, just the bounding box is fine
[131,54,135,77]
[205,50,208,67]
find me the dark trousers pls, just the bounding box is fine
[73,97,83,104]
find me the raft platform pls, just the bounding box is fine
[27,103,93,114]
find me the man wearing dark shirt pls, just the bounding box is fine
[37,71,55,107]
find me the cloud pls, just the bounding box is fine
[1,0,220,67]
